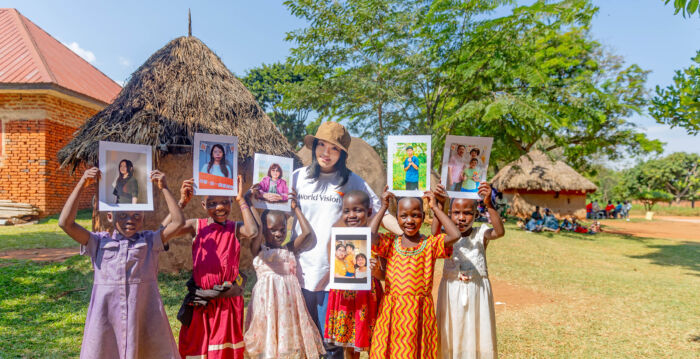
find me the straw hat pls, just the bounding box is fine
[303,121,351,154]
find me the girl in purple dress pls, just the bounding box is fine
[58,167,185,359]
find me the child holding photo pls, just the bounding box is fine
[58,167,184,359]
[256,163,289,202]
[244,194,326,359]
[403,146,421,190]
[432,183,505,359]
[370,188,461,359]
[165,176,258,359]
[201,143,232,178]
[325,190,387,358]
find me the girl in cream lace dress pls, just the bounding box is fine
[432,183,505,359]
[244,202,325,359]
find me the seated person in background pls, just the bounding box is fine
[542,208,560,232]
[560,216,575,231]
[588,221,601,234]
[605,201,615,218]
[525,207,544,232]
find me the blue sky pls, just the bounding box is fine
[6,0,699,160]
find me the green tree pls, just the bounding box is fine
[241,63,311,149]
[650,51,700,135]
[585,165,623,203]
[617,164,673,212]
[283,0,662,169]
[641,152,700,203]
[662,0,700,17]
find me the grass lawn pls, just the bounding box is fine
[629,203,700,217]
[0,210,92,251]
[0,221,698,357]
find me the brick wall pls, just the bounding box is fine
[0,93,101,216]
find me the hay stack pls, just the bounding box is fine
[58,36,297,272]
[491,151,596,218]
[297,137,385,196]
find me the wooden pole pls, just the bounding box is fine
[188,9,192,37]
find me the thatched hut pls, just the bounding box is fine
[58,36,297,272]
[491,151,597,219]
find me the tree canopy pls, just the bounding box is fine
[283,0,662,169]
[663,0,700,17]
[650,51,700,135]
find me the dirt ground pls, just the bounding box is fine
[600,216,700,242]
[0,247,79,262]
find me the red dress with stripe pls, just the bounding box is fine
[370,233,449,359]
[179,219,245,359]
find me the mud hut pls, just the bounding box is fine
[491,151,597,219]
[58,36,297,272]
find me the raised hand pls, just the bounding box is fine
[381,185,395,208]
[180,178,194,206]
[150,170,168,190]
[81,167,100,187]
[434,184,448,204]
[478,182,493,206]
[235,175,244,202]
[423,191,438,210]
[289,191,299,210]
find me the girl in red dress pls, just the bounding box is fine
[324,190,386,358]
[165,176,258,359]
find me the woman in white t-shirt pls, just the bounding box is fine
[291,121,397,359]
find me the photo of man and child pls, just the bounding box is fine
[440,135,493,199]
[98,141,153,211]
[330,228,371,291]
[193,133,238,196]
[387,135,431,196]
[251,153,293,211]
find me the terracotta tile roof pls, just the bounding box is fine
[0,8,121,104]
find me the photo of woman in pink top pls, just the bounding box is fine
[255,163,289,203]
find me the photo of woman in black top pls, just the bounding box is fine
[113,159,139,204]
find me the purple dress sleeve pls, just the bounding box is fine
[277,178,289,201]
[258,176,271,193]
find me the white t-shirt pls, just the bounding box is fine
[291,166,381,291]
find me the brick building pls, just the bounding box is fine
[0,9,121,216]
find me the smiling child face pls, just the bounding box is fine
[451,199,477,235]
[341,194,371,227]
[397,197,424,237]
[109,211,144,238]
[203,196,231,223]
[264,212,287,248]
[335,246,347,260]
[406,148,414,157]
[270,167,281,180]
[469,159,478,169]
[356,255,366,268]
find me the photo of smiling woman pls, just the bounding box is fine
[193,133,238,196]
[251,154,294,211]
[113,159,139,204]
[290,121,399,359]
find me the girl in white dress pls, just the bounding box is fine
[244,195,326,359]
[432,182,505,359]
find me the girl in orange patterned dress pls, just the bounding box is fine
[369,188,461,359]
[324,191,386,358]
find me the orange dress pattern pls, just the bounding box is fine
[370,233,449,359]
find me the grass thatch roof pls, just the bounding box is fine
[58,36,296,170]
[491,150,597,193]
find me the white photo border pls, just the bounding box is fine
[193,132,239,196]
[387,135,432,197]
[440,135,493,199]
[252,153,294,212]
[329,227,372,291]
[98,141,154,212]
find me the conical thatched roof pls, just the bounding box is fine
[58,36,295,170]
[491,151,597,193]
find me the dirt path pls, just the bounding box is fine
[0,247,79,262]
[601,217,700,242]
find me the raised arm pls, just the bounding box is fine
[247,190,264,257]
[479,182,505,243]
[161,178,197,238]
[58,167,98,245]
[371,186,393,246]
[235,176,259,241]
[431,184,449,236]
[425,191,460,246]
[290,191,313,251]
[152,170,185,243]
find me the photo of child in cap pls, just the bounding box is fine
[387,136,430,195]
[403,146,421,190]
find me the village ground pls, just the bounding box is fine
[0,213,698,358]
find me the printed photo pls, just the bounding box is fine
[193,133,238,196]
[440,135,493,199]
[329,227,372,291]
[98,141,153,211]
[387,135,431,197]
[251,153,294,211]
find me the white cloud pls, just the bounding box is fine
[64,41,96,63]
[118,56,130,67]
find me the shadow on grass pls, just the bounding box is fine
[628,240,700,277]
[0,255,196,357]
